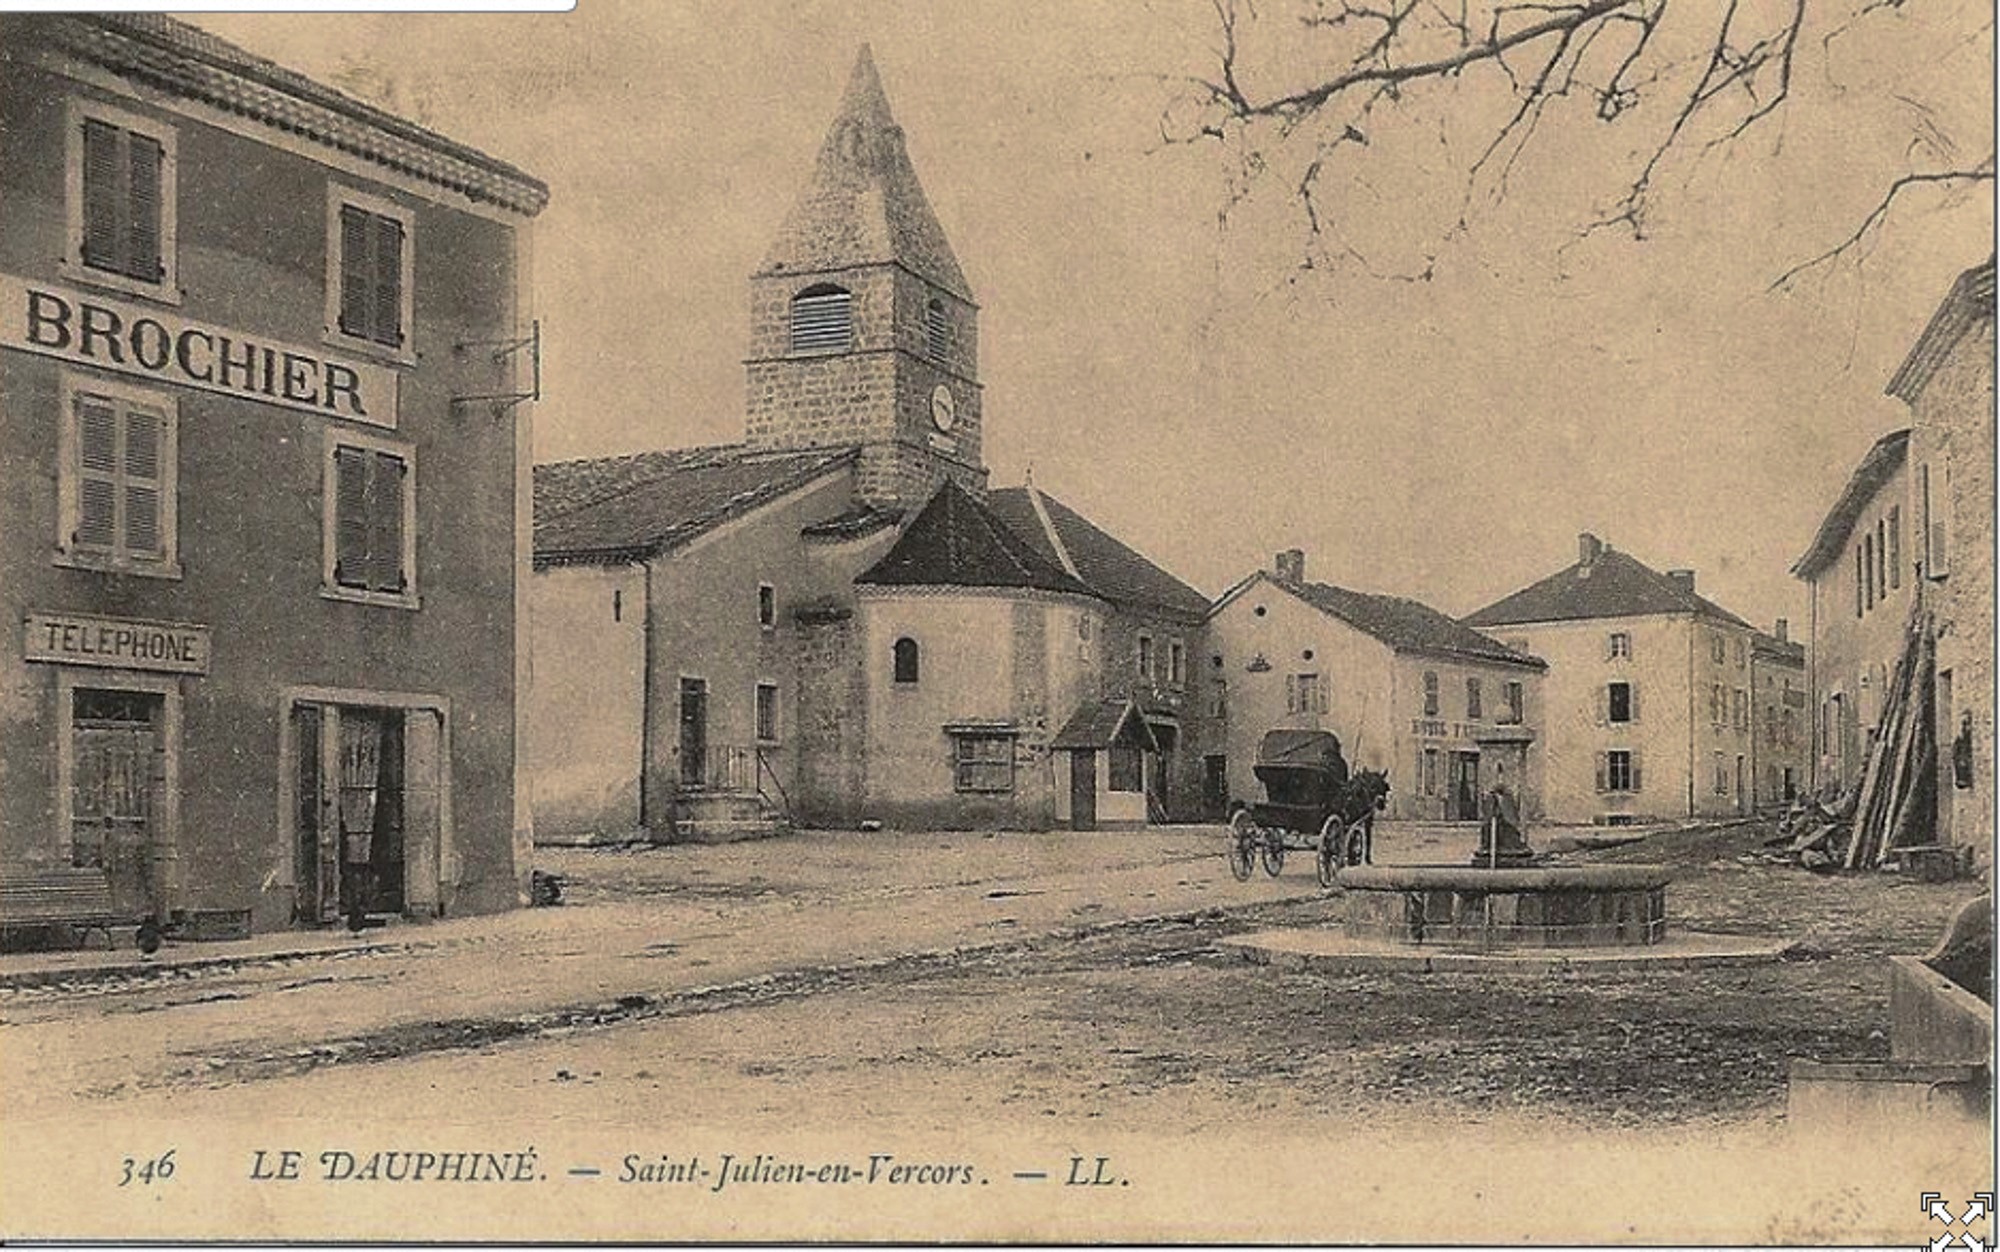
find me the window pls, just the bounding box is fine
[1735,688,1748,730]
[1607,681,1633,724]
[1710,634,1727,665]
[327,190,413,353]
[1922,463,1949,579]
[1714,752,1728,795]
[66,100,177,298]
[1607,632,1631,660]
[1465,678,1483,720]
[954,734,1014,793]
[925,297,948,360]
[1422,671,1439,717]
[1855,542,1865,618]
[1169,640,1186,687]
[323,430,416,607]
[758,583,776,629]
[790,284,852,354]
[1503,681,1524,725]
[1108,744,1144,794]
[1137,635,1154,680]
[1208,679,1227,720]
[1422,748,1439,797]
[1863,533,1875,610]
[58,375,178,576]
[1877,518,1888,598]
[1888,505,1902,590]
[892,637,920,684]
[755,682,779,743]
[1288,673,1327,715]
[1599,750,1639,793]
[1734,639,1746,668]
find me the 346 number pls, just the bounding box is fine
[119,1149,175,1187]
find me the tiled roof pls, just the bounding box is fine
[25,14,547,215]
[757,45,970,299]
[1752,630,1806,667]
[534,445,856,565]
[986,487,1210,622]
[800,505,904,541]
[1465,546,1754,630]
[855,480,1094,596]
[1789,429,1911,579]
[1888,257,1996,405]
[1285,580,1545,668]
[1050,700,1157,751]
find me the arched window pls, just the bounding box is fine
[893,637,920,684]
[790,284,852,354]
[925,297,948,360]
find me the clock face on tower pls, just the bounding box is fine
[929,383,956,433]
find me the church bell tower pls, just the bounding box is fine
[743,46,985,511]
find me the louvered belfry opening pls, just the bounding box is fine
[790,284,853,354]
[80,117,165,283]
[925,297,948,360]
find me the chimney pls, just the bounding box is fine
[1775,618,1789,643]
[1666,569,1696,593]
[1578,533,1603,566]
[1274,549,1306,585]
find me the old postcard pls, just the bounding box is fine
[0,0,1993,1243]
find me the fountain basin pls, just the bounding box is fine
[1337,863,1671,948]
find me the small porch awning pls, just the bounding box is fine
[1051,699,1159,753]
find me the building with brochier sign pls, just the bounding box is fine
[0,14,546,940]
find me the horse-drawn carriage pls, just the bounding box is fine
[1227,729,1388,887]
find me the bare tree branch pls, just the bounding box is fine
[1768,162,1997,290]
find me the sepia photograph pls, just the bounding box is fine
[0,0,1992,1242]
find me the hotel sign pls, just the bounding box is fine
[24,612,210,675]
[0,274,398,428]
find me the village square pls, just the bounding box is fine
[0,5,1991,1244]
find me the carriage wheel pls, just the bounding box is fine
[1227,810,1257,882]
[1316,815,1344,888]
[1260,830,1286,877]
[1344,818,1372,868]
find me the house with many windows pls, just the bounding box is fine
[527,47,1216,839]
[1208,550,1547,822]
[0,14,547,935]
[1466,534,1780,824]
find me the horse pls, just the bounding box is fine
[1331,768,1391,866]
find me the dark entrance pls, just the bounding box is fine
[1070,750,1098,831]
[679,678,708,787]
[295,705,406,923]
[1449,751,1481,820]
[1202,754,1230,821]
[71,687,165,921]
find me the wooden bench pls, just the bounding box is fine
[0,869,155,951]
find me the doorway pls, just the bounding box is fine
[70,686,166,920]
[1202,754,1229,822]
[1069,750,1098,831]
[679,677,708,788]
[1449,752,1481,820]
[293,702,437,924]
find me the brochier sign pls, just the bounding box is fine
[24,612,210,675]
[0,274,398,429]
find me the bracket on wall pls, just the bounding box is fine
[451,319,541,412]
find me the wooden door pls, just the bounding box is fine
[1070,750,1097,831]
[679,678,708,787]
[294,704,341,924]
[1450,753,1481,820]
[72,692,160,917]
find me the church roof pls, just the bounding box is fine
[1466,544,1753,629]
[757,45,971,300]
[534,444,855,565]
[986,486,1210,623]
[856,479,1094,596]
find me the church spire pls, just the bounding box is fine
[758,44,971,299]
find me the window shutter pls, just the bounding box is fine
[373,215,404,347]
[1628,683,1640,723]
[1284,674,1298,714]
[333,445,371,587]
[369,451,407,593]
[339,206,373,341]
[1933,467,1950,577]
[1595,752,1608,794]
[75,396,119,549]
[126,133,163,281]
[1315,678,1329,715]
[82,120,124,273]
[1630,752,1643,792]
[121,407,162,556]
[1596,684,1608,725]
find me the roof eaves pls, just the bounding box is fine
[1887,257,1996,405]
[1790,429,1912,578]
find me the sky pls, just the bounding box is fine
[192,0,1994,631]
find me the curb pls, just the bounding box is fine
[1217,931,1796,974]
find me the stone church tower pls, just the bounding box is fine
[744,46,986,511]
